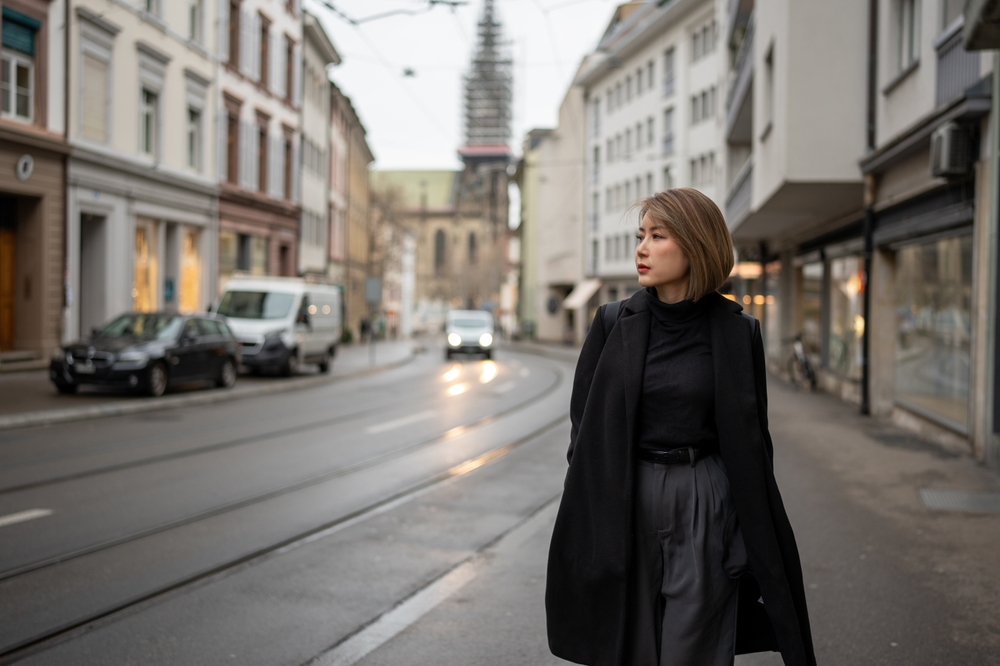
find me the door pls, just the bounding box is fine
[172,318,206,380]
[80,214,108,338]
[0,227,14,351]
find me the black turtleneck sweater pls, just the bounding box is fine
[637,287,719,453]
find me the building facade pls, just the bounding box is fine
[216,0,302,293]
[298,10,338,277]
[0,0,67,359]
[65,0,219,341]
[577,0,725,317]
[343,99,373,339]
[327,83,349,288]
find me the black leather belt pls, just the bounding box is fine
[637,447,713,467]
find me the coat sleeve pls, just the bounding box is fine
[567,305,608,464]
[750,318,775,470]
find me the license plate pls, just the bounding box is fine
[75,364,96,374]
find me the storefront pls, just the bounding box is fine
[66,149,217,341]
[216,192,298,295]
[0,133,67,357]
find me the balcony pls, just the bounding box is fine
[725,158,753,232]
[936,25,981,108]
[726,14,754,141]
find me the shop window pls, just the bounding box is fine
[218,230,237,294]
[894,234,973,429]
[179,230,200,314]
[828,256,864,380]
[133,223,158,312]
[800,262,823,360]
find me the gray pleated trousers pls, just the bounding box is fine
[626,455,749,666]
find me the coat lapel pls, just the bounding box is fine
[620,291,650,450]
[709,294,760,455]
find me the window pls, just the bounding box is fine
[285,36,295,101]
[259,15,270,88]
[606,88,612,113]
[646,173,653,196]
[0,8,38,123]
[647,117,654,145]
[898,0,919,70]
[143,0,159,15]
[828,255,865,381]
[593,146,600,183]
[616,82,622,107]
[226,112,239,184]
[434,229,447,273]
[592,239,599,274]
[895,234,973,428]
[625,181,631,203]
[606,138,613,162]
[139,88,158,156]
[605,187,611,213]
[228,1,240,66]
[468,233,477,264]
[284,135,293,199]
[647,61,654,90]
[186,107,201,170]
[616,133,622,158]
[625,129,631,157]
[764,46,775,131]
[188,0,203,42]
[941,0,963,30]
[636,122,642,149]
[592,99,600,136]
[663,47,675,96]
[635,177,641,199]
[605,236,611,261]
[636,68,643,95]
[81,52,108,141]
[626,75,632,102]
[592,193,599,230]
[663,166,673,190]
[615,184,621,209]
[692,19,717,61]
[615,235,621,260]
[662,107,674,155]
[258,124,268,192]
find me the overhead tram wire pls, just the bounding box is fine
[312,0,456,140]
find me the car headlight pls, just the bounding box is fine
[448,333,462,347]
[479,333,493,347]
[113,351,150,369]
[265,328,295,348]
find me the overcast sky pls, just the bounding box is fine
[305,0,619,170]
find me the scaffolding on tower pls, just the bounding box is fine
[459,0,512,165]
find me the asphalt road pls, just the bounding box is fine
[1,340,998,665]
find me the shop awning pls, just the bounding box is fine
[562,279,602,310]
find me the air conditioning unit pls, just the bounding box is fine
[930,122,970,178]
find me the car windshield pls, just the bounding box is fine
[450,318,490,329]
[217,291,296,319]
[98,314,183,340]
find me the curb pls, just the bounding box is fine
[0,347,418,432]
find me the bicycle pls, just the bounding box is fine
[785,333,817,392]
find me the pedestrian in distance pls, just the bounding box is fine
[545,188,816,666]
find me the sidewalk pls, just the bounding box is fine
[0,339,418,431]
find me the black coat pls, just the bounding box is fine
[545,290,816,666]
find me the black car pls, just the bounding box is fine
[49,313,242,397]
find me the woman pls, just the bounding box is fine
[546,189,816,666]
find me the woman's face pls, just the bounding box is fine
[635,213,690,298]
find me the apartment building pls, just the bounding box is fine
[298,10,338,277]
[65,0,219,341]
[216,0,302,291]
[343,99,373,339]
[576,0,724,311]
[0,0,67,359]
[516,83,587,344]
[328,83,349,288]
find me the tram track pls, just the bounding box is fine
[0,410,570,664]
[0,359,564,583]
[0,356,541,495]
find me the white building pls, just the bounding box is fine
[299,10,339,276]
[66,0,220,339]
[576,0,725,306]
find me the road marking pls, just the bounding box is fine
[365,410,437,435]
[0,508,53,528]
[309,499,560,666]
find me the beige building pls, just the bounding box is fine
[516,81,587,344]
[328,83,350,287]
[343,99,373,339]
[65,0,219,341]
[0,0,67,360]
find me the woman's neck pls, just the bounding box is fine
[654,280,690,304]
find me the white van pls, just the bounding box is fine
[214,277,342,375]
[445,310,495,360]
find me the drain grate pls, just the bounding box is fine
[919,489,1000,513]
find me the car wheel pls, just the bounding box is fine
[217,358,237,388]
[317,352,331,373]
[146,362,168,397]
[55,381,78,395]
[281,351,299,377]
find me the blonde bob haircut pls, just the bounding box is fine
[633,188,734,301]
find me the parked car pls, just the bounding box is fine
[49,313,241,397]
[214,277,342,375]
[445,310,495,360]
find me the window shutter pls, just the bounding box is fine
[217,112,228,182]
[2,8,39,56]
[292,44,302,107]
[217,0,229,60]
[291,135,301,203]
[275,37,287,99]
[239,10,252,77]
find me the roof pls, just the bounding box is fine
[370,170,460,211]
[304,11,341,66]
